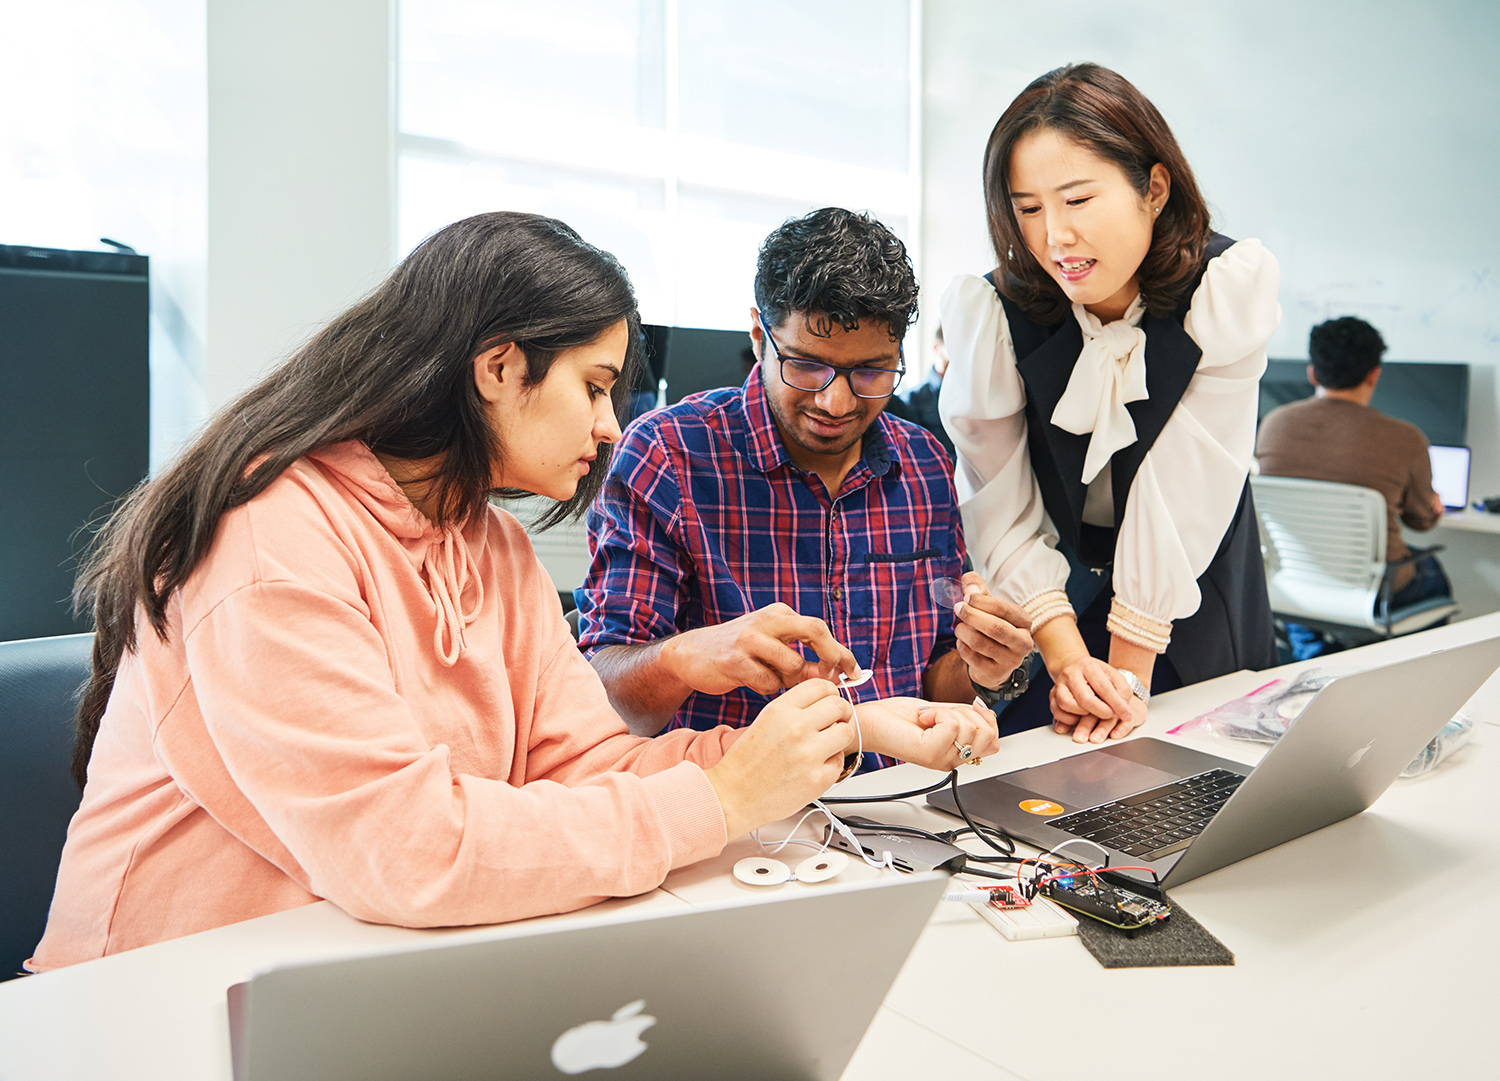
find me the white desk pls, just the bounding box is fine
[4,613,1498,1081]
[1438,509,1500,536]
[1407,511,1500,619]
[849,612,1500,1081]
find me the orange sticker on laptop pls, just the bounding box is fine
[1019,799,1065,816]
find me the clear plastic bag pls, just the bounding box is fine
[1168,667,1476,777]
[1168,668,1358,744]
[1400,711,1476,777]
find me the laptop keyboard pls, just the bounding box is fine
[1046,768,1245,862]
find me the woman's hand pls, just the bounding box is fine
[1048,656,1147,743]
[704,679,853,839]
[855,696,1000,771]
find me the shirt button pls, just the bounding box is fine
[833,588,843,600]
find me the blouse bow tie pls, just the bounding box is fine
[1050,298,1149,485]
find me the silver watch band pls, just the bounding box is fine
[1118,668,1150,704]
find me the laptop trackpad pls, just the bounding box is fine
[1008,750,1181,809]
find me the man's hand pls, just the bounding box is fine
[952,573,1033,690]
[855,696,1001,771]
[705,679,855,839]
[660,602,860,697]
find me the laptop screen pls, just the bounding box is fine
[1429,445,1471,511]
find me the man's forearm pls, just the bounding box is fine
[587,641,695,736]
[923,649,978,703]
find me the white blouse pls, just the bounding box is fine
[938,239,1281,650]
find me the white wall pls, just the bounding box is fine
[920,0,1500,497]
[205,0,397,410]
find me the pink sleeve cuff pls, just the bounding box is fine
[1021,589,1076,633]
[639,760,728,870]
[1106,599,1172,654]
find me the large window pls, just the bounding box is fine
[398,0,919,331]
[0,0,206,469]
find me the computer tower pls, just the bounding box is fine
[0,244,150,640]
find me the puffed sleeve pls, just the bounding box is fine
[939,275,1074,629]
[1107,239,1282,647]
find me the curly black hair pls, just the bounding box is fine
[1309,316,1386,389]
[753,208,918,341]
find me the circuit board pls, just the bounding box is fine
[1039,873,1172,930]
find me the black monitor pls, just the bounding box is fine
[0,243,150,639]
[1257,359,1469,447]
[642,324,754,406]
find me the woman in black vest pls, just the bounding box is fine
[939,63,1280,744]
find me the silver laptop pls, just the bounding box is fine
[228,871,947,1081]
[929,635,1500,889]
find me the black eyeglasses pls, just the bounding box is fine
[758,314,905,399]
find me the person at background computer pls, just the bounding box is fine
[884,324,956,460]
[1255,316,1449,659]
[29,212,986,972]
[939,62,1282,744]
[576,208,1032,769]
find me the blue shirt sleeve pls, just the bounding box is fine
[576,421,690,653]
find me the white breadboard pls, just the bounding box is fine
[970,894,1079,940]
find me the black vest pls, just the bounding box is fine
[989,234,1276,683]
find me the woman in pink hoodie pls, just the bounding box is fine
[32,212,996,970]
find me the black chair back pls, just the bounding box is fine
[0,633,92,979]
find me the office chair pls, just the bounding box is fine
[1250,476,1458,648]
[0,633,93,980]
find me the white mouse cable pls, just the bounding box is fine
[1041,838,1111,868]
[751,805,840,858]
[814,800,897,873]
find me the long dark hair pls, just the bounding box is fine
[983,63,1212,324]
[70,211,642,786]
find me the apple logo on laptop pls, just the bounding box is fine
[550,999,656,1075]
[1346,739,1376,770]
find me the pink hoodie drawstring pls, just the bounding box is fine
[423,517,486,667]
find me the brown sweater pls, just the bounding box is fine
[1255,397,1440,590]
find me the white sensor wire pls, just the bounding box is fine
[1043,838,1111,866]
[750,667,896,873]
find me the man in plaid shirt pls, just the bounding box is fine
[576,209,1033,771]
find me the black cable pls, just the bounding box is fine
[936,824,1016,858]
[948,849,1012,864]
[836,821,940,840]
[819,769,1018,858]
[819,771,959,805]
[953,862,1022,881]
[947,769,1017,857]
